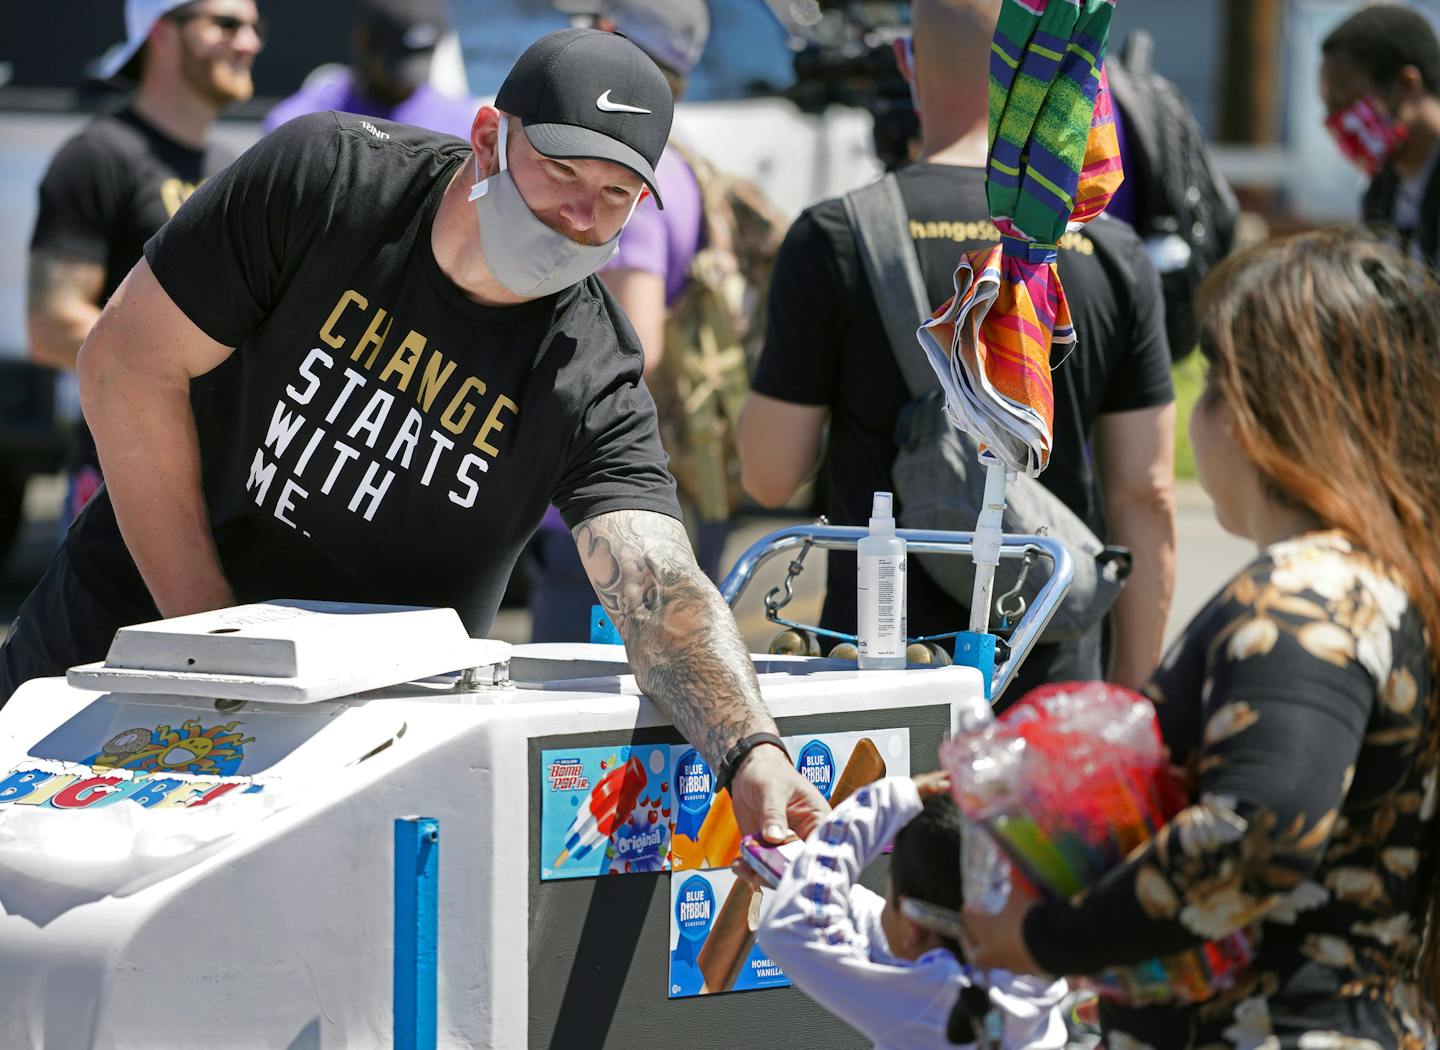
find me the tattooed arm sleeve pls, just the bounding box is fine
[573,509,777,769]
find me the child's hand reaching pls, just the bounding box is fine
[912,770,951,799]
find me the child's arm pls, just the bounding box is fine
[989,970,1071,1050]
[757,777,957,1043]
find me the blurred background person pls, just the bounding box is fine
[962,228,1440,1050]
[738,0,1175,695]
[27,0,263,527]
[1106,32,1240,359]
[1321,3,1440,267]
[263,0,472,139]
[527,0,786,641]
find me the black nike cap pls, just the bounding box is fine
[496,28,674,208]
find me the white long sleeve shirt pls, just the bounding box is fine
[757,776,1069,1050]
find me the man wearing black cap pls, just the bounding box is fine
[264,0,474,140]
[0,30,825,844]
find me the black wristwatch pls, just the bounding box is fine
[714,733,790,795]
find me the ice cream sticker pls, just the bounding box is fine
[539,730,910,882]
[796,739,836,798]
[669,729,911,872]
[668,868,790,998]
[540,744,672,881]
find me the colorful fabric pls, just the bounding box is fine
[917,0,1120,476]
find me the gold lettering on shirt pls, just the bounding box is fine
[416,351,457,412]
[352,307,394,369]
[908,220,1095,254]
[473,395,518,456]
[159,177,199,218]
[440,375,486,435]
[377,331,427,392]
[253,286,529,532]
[319,289,368,349]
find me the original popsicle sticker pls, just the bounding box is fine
[668,868,789,998]
[668,728,910,871]
[540,744,672,881]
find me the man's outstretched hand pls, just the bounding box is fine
[728,742,829,843]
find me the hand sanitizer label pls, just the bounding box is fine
[857,554,906,659]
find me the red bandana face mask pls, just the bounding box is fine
[1326,95,1408,176]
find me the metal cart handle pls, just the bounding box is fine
[718,525,1074,701]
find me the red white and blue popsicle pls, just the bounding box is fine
[553,754,647,867]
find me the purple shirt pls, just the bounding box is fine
[263,70,477,140]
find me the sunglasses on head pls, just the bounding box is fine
[166,9,269,43]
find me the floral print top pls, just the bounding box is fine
[1021,531,1437,1049]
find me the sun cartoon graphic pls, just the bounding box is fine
[89,720,256,777]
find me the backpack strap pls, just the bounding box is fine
[665,138,723,259]
[842,174,940,400]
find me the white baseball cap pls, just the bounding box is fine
[98,0,195,79]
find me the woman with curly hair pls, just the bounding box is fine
[961,228,1440,1048]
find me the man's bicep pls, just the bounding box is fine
[1093,403,1175,503]
[738,393,827,508]
[79,259,236,385]
[572,509,701,631]
[27,249,104,315]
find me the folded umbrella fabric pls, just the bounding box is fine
[917,0,1121,477]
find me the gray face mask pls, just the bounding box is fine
[468,119,632,299]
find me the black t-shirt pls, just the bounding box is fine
[751,162,1173,638]
[30,105,234,473]
[63,112,679,637]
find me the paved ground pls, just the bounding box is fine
[1,475,1254,661]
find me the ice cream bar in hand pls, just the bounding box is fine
[696,787,743,868]
[695,738,887,992]
[553,755,646,867]
[697,881,763,994]
[830,737,886,806]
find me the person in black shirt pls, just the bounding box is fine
[27,0,264,524]
[1,29,826,845]
[738,0,1175,697]
[1321,5,1440,269]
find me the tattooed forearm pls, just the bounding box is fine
[574,510,776,768]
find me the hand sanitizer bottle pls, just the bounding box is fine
[857,491,906,669]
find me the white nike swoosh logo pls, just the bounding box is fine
[596,90,651,115]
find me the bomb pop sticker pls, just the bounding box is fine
[540,745,673,881]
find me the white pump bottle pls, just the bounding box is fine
[856,491,907,669]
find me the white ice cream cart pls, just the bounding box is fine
[0,527,1070,1049]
